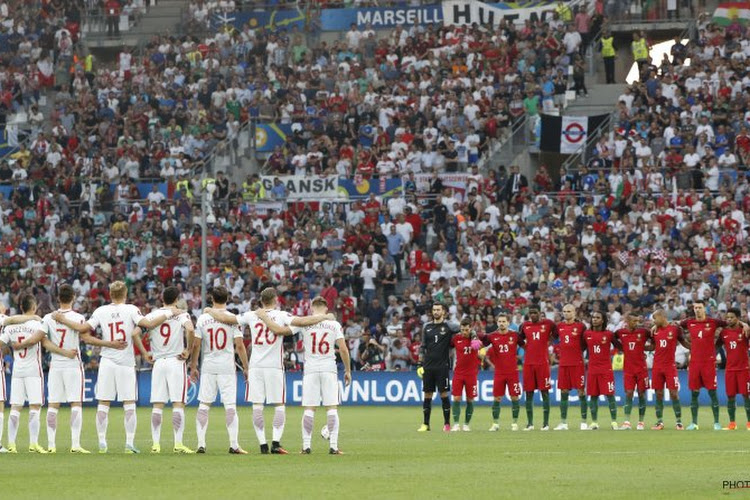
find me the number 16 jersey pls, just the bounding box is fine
[239,309,293,370]
[292,320,344,374]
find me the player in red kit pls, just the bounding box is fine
[450,319,482,432]
[717,308,750,430]
[518,305,556,431]
[482,314,523,431]
[650,309,687,430]
[554,304,588,431]
[583,311,619,430]
[615,314,650,430]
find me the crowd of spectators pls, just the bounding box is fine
[1,3,747,375]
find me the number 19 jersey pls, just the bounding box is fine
[238,309,293,370]
[195,313,242,375]
[292,320,344,373]
[43,309,85,368]
[87,303,144,367]
[146,309,192,360]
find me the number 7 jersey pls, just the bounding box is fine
[291,320,344,374]
[238,309,293,370]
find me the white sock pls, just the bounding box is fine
[8,409,19,446]
[124,403,137,447]
[252,404,266,446]
[46,408,59,449]
[173,408,185,446]
[0,411,4,447]
[272,405,286,444]
[29,409,40,447]
[226,405,239,449]
[327,409,340,451]
[302,409,314,450]
[151,408,163,446]
[96,404,109,447]
[196,404,209,448]
[70,406,83,449]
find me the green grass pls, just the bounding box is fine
[1,406,748,499]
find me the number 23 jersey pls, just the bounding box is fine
[292,320,344,374]
[238,309,293,370]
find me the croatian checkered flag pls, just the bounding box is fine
[651,249,667,262]
[618,251,630,265]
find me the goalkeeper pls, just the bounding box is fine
[416,302,460,432]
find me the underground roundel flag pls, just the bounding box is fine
[539,114,608,154]
[713,2,750,25]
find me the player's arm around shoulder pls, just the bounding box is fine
[4,313,43,326]
[132,326,154,364]
[256,309,294,335]
[204,307,239,325]
[41,334,78,359]
[13,324,45,350]
[52,311,92,333]
[289,312,336,328]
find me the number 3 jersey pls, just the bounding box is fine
[87,303,145,367]
[145,308,192,360]
[291,320,344,374]
[43,309,86,368]
[195,313,243,375]
[238,309,293,370]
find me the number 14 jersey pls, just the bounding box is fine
[238,309,293,370]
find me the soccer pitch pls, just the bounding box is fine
[2,406,747,499]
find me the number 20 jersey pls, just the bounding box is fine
[238,309,293,370]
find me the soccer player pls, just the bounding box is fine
[650,309,687,430]
[54,281,174,453]
[554,304,588,431]
[680,300,743,430]
[190,286,249,454]
[258,296,352,454]
[143,286,195,454]
[450,318,482,432]
[615,313,650,430]
[42,284,127,453]
[583,311,619,430]
[206,287,333,454]
[0,294,77,453]
[717,308,750,430]
[518,305,556,431]
[482,313,523,431]
[416,302,459,432]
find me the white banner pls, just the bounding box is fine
[260,175,339,200]
[412,173,469,202]
[441,0,556,26]
[560,115,588,154]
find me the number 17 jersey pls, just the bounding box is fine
[239,309,293,370]
[292,320,344,374]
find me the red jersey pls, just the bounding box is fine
[680,318,725,365]
[653,325,683,367]
[584,330,616,375]
[451,335,480,376]
[483,331,521,374]
[615,328,649,373]
[519,320,556,366]
[719,327,750,371]
[557,321,586,366]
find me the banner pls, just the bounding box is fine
[713,2,750,25]
[4,369,734,407]
[539,114,608,154]
[337,176,402,199]
[255,123,293,153]
[412,173,469,201]
[210,9,306,32]
[442,0,555,26]
[260,175,339,199]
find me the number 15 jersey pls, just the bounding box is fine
[238,309,293,370]
[87,303,144,367]
[292,320,344,374]
[195,313,242,375]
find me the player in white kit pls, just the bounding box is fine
[190,286,249,454]
[205,287,334,455]
[55,281,176,453]
[257,296,352,455]
[42,284,128,453]
[143,286,195,454]
[0,295,77,453]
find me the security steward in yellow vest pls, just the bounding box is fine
[631,32,649,81]
[600,32,616,84]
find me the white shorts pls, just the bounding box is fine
[48,365,85,404]
[151,357,188,404]
[246,368,285,405]
[10,375,44,406]
[302,372,340,407]
[198,373,236,405]
[96,358,137,402]
[0,368,6,402]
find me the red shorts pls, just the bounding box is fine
[586,372,614,397]
[522,364,550,392]
[451,373,478,399]
[557,365,585,391]
[493,372,521,398]
[623,370,650,392]
[725,370,750,397]
[688,362,717,391]
[652,365,679,391]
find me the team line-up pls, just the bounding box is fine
[0,282,351,455]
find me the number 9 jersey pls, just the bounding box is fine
[195,313,243,375]
[146,309,192,360]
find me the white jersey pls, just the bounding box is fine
[238,309,292,370]
[146,308,192,360]
[195,313,242,375]
[0,320,44,377]
[292,320,344,373]
[87,303,144,367]
[43,309,85,368]
[0,313,6,370]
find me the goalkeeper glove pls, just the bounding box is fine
[417,365,424,378]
